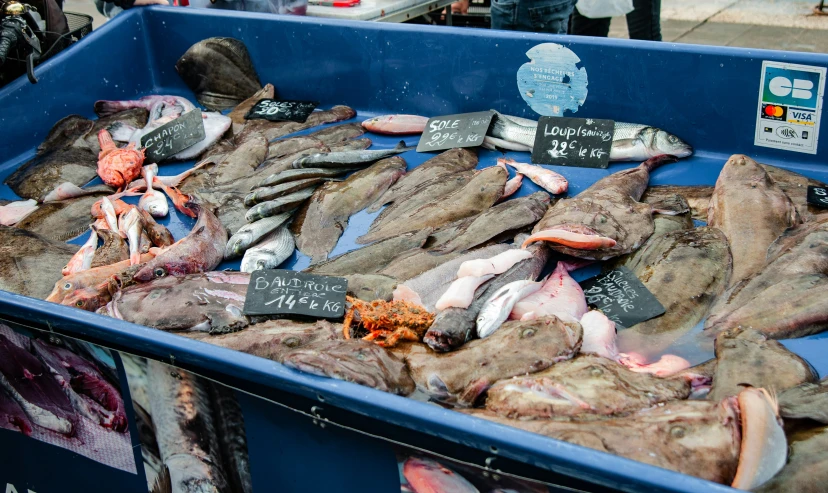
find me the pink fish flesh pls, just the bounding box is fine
[511,262,587,323]
[435,274,495,310]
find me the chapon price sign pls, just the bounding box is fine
[140,109,206,162]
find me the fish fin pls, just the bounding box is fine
[640,154,678,172]
[395,140,415,152]
[457,378,491,407]
[107,122,139,142]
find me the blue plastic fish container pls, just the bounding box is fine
[1,7,827,493]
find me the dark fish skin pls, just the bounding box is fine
[5,146,98,201]
[612,227,731,358]
[423,243,549,352]
[705,217,828,339]
[208,383,252,493]
[464,399,741,486]
[403,316,582,407]
[244,189,314,223]
[15,193,105,242]
[430,192,551,255]
[138,209,174,248]
[357,165,507,245]
[183,132,268,195]
[186,319,342,362]
[175,37,261,111]
[146,361,230,492]
[344,274,397,301]
[263,135,327,161]
[708,154,800,286]
[708,328,816,401]
[102,272,251,334]
[293,141,411,169]
[642,185,712,222]
[760,164,828,222]
[229,83,275,125]
[37,115,93,153]
[308,122,366,145]
[244,177,329,206]
[306,229,431,277]
[282,339,415,395]
[0,226,77,300]
[236,106,356,143]
[485,355,690,419]
[257,167,356,189]
[528,155,678,260]
[293,157,406,264]
[778,377,828,423]
[77,108,150,153]
[90,226,129,268]
[368,148,479,213]
[755,423,828,493]
[327,137,372,152]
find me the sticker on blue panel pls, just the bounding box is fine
[517,43,588,116]
[754,61,826,154]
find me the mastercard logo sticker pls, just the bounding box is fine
[764,105,784,117]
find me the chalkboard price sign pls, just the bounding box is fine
[807,186,828,208]
[245,99,319,123]
[140,110,206,163]
[243,270,347,319]
[580,266,665,329]
[416,111,494,152]
[531,117,614,168]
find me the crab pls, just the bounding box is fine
[97,129,145,190]
[342,296,435,348]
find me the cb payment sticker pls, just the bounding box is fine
[755,61,826,154]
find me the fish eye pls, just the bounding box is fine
[520,328,536,338]
[590,367,603,377]
[63,282,72,290]
[75,300,84,307]
[670,426,685,438]
[356,351,367,360]
[154,268,167,278]
[668,135,679,143]
[283,337,300,348]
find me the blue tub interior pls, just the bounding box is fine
[0,7,826,492]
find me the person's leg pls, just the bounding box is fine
[626,0,662,40]
[490,0,518,30]
[512,0,576,34]
[570,6,612,37]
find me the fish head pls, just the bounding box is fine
[402,457,479,493]
[226,232,253,259]
[732,387,787,490]
[716,154,766,184]
[61,279,117,312]
[653,130,693,159]
[140,193,169,218]
[132,259,169,283]
[240,253,267,273]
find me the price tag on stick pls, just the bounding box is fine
[245,99,319,123]
[532,117,614,169]
[140,110,206,163]
[417,111,494,152]
[243,270,347,319]
[807,186,828,208]
[579,266,665,329]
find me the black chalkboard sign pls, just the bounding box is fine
[580,267,665,329]
[807,186,828,208]
[243,270,347,318]
[140,110,206,162]
[416,111,494,152]
[531,117,614,169]
[245,99,319,123]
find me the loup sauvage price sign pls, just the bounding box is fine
[416,111,495,152]
[140,109,206,162]
[243,270,347,318]
[245,99,319,123]
[579,266,665,329]
[532,117,614,168]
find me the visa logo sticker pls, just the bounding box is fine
[755,61,825,155]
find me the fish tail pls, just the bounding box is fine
[640,154,679,172]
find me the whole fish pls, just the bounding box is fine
[0,226,78,300]
[15,192,108,242]
[708,154,800,286]
[282,339,415,395]
[424,243,549,352]
[100,196,121,233]
[482,135,533,153]
[226,212,293,259]
[94,95,194,117]
[46,253,155,307]
[306,229,431,277]
[476,279,544,338]
[488,113,693,162]
[435,274,495,311]
[99,271,251,333]
[293,140,412,169]
[5,146,98,201]
[146,361,229,492]
[37,114,94,153]
[236,106,356,142]
[485,354,690,419]
[510,262,586,324]
[257,166,357,189]
[705,217,828,338]
[755,422,828,493]
[308,122,366,145]
[523,155,678,260]
[43,183,114,202]
[119,207,142,265]
[499,158,568,194]
[358,165,507,245]
[760,163,828,222]
[181,133,268,195]
[402,457,480,493]
[612,227,731,359]
[175,37,261,111]
[244,177,331,206]
[403,316,582,406]
[501,172,524,199]
[262,135,327,162]
[128,158,212,190]
[90,225,129,268]
[362,115,429,135]
[240,226,295,273]
[778,377,828,423]
[293,157,406,264]
[368,148,478,213]
[138,165,168,217]
[133,202,226,282]
[708,328,816,401]
[137,208,174,248]
[62,228,98,276]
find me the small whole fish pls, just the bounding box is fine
[501,171,524,199]
[256,166,356,189]
[100,197,121,234]
[362,115,429,135]
[477,279,544,339]
[120,208,143,265]
[62,228,98,276]
[499,158,568,194]
[402,457,479,493]
[137,164,168,218]
[244,177,330,207]
[226,212,292,259]
[245,189,314,223]
[434,274,494,311]
[89,225,129,268]
[42,183,114,203]
[137,208,174,248]
[293,141,413,169]
[240,226,295,273]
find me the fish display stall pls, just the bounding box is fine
[1,6,828,493]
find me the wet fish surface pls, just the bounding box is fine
[6,146,98,201]
[754,424,828,493]
[0,226,78,300]
[306,229,431,277]
[778,377,828,423]
[240,226,295,273]
[15,193,106,242]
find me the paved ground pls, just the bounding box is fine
[65,0,828,52]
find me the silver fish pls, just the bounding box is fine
[244,189,314,223]
[226,213,292,259]
[240,226,295,273]
[293,141,413,169]
[476,279,544,339]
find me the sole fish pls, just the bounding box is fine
[306,229,431,277]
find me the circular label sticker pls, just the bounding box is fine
[517,43,588,116]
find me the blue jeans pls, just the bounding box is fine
[490,0,576,34]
